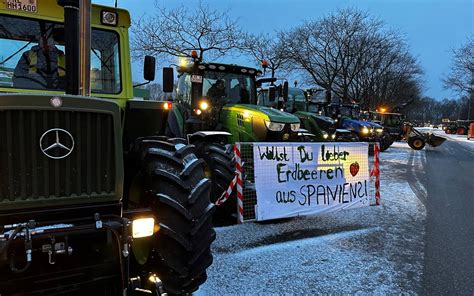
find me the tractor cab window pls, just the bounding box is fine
[289,88,306,102]
[202,71,255,105]
[0,15,121,94]
[338,105,360,119]
[176,74,192,106]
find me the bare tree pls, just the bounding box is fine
[281,9,389,102]
[281,8,422,109]
[242,33,288,78]
[443,37,474,95]
[132,2,244,63]
[443,37,473,119]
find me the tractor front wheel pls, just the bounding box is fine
[408,137,426,150]
[378,132,393,152]
[129,137,216,294]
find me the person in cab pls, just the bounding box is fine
[13,28,65,90]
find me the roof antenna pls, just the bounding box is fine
[114,0,117,7]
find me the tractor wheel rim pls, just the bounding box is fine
[414,139,423,148]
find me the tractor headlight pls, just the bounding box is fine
[322,132,329,139]
[101,10,118,26]
[331,134,336,139]
[199,100,209,111]
[361,126,369,134]
[376,128,384,133]
[132,218,155,238]
[265,120,285,132]
[290,123,300,132]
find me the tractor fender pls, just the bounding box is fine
[188,131,232,144]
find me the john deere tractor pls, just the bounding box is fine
[285,87,356,142]
[0,1,214,295]
[164,58,301,218]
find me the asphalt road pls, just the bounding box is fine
[414,139,474,295]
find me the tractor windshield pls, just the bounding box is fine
[0,15,121,94]
[202,71,256,104]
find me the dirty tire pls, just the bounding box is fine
[378,132,393,152]
[133,137,216,295]
[408,137,426,150]
[194,142,236,224]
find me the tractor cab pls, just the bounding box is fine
[168,62,301,142]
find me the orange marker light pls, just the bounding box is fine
[163,101,172,110]
[191,50,198,59]
[262,60,269,68]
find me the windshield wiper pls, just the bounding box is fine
[0,41,32,66]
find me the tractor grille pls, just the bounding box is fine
[0,109,116,206]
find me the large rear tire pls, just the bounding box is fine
[129,137,216,294]
[194,141,236,224]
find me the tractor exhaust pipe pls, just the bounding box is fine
[58,0,91,96]
[79,0,91,96]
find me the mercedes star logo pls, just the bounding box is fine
[39,128,75,160]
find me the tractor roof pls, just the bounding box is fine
[178,62,262,76]
[0,0,131,28]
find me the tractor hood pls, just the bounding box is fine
[343,117,372,128]
[364,121,383,129]
[225,104,299,123]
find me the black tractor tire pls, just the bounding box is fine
[194,141,236,224]
[378,132,393,152]
[408,136,426,150]
[129,137,216,295]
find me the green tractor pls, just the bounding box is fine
[0,1,214,295]
[164,58,301,219]
[285,87,357,142]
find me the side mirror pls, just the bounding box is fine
[162,67,174,93]
[282,81,289,102]
[143,56,156,82]
[268,86,276,102]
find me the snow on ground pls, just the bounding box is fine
[197,144,426,295]
[431,129,474,151]
[415,126,474,151]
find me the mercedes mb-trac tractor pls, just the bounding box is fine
[164,57,301,218]
[0,1,214,295]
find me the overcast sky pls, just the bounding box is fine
[96,0,473,100]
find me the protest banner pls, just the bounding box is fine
[253,142,371,221]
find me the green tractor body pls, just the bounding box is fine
[0,1,214,295]
[167,63,301,142]
[258,85,354,141]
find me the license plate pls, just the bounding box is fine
[191,75,203,83]
[6,0,37,13]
